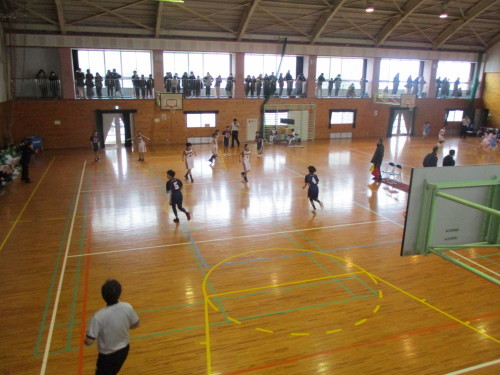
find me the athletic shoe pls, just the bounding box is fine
[184,174,188,180]
[244,176,248,182]
[190,178,194,183]
[173,218,179,223]
[186,212,191,221]
[319,201,324,209]
[311,209,316,213]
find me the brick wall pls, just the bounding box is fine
[9,97,471,149]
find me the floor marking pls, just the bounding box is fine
[290,332,309,336]
[449,250,500,277]
[443,359,500,375]
[373,305,380,313]
[0,157,55,253]
[40,161,86,375]
[355,318,367,326]
[378,290,383,298]
[371,273,500,344]
[352,200,405,228]
[207,272,364,299]
[326,329,342,334]
[256,328,274,334]
[67,220,389,258]
[228,317,242,325]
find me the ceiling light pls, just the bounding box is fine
[439,2,448,18]
[155,0,184,3]
[365,1,375,13]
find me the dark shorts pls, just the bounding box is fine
[171,194,183,205]
[96,344,129,375]
[308,186,319,200]
[92,144,99,152]
[224,138,229,147]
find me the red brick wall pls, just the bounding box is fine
[9,97,471,149]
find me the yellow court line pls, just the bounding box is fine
[355,318,367,326]
[373,305,381,313]
[290,332,310,336]
[208,272,364,298]
[371,273,500,344]
[326,329,343,334]
[256,328,274,334]
[227,317,242,325]
[0,157,55,254]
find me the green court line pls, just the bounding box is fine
[66,170,94,349]
[235,293,378,322]
[33,178,81,357]
[336,279,358,298]
[353,274,378,296]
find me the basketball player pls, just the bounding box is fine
[166,170,191,223]
[222,126,231,156]
[182,143,196,182]
[303,165,324,213]
[208,131,219,164]
[239,144,251,182]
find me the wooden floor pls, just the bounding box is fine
[0,136,499,375]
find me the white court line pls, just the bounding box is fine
[443,358,500,375]
[352,201,405,228]
[67,219,389,258]
[449,250,500,277]
[40,161,86,375]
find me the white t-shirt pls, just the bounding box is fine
[86,302,139,354]
[231,122,239,131]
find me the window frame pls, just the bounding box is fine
[445,109,465,123]
[184,111,218,128]
[329,109,357,128]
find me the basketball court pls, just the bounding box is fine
[0,136,498,374]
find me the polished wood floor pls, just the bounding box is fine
[0,136,499,375]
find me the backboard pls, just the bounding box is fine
[158,93,183,110]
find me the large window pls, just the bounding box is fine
[186,112,216,128]
[379,59,421,94]
[264,111,289,127]
[163,52,231,78]
[77,50,152,88]
[329,110,356,128]
[244,54,296,78]
[446,110,464,122]
[437,61,473,98]
[317,57,364,81]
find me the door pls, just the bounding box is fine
[388,108,415,137]
[95,110,136,148]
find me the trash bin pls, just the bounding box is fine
[27,136,43,151]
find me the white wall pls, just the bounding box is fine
[485,42,500,73]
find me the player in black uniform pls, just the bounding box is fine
[303,166,324,213]
[166,170,191,223]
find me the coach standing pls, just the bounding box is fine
[231,118,240,148]
[85,280,140,375]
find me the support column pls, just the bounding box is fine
[305,55,317,99]
[428,60,438,99]
[234,52,244,99]
[153,50,164,93]
[370,57,381,99]
[58,47,75,99]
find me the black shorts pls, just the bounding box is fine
[224,138,229,147]
[308,186,319,200]
[92,144,99,152]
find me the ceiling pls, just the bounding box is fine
[1,0,499,52]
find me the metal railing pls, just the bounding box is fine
[14,79,62,98]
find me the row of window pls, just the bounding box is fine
[76,50,475,93]
[185,109,465,128]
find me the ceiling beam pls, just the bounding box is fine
[486,31,500,50]
[310,0,346,44]
[433,0,498,49]
[155,1,164,38]
[375,0,427,47]
[176,3,236,34]
[53,0,66,34]
[69,0,148,26]
[259,6,310,38]
[11,0,57,25]
[237,0,261,41]
[81,0,152,30]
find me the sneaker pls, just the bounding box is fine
[311,209,316,214]
[184,174,188,180]
[186,212,191,221]
[241,172,245,178]
[244,176,248,182]
[319,201,324,209]
[190,178,194,183]
[173,218,179,223]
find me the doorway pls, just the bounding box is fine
[388,108,415,137]
[95,110,137,148]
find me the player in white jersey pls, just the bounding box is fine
[239,144,251,182]
[128,131,150,161]
[208,131,219,165]
[182,142,196,182]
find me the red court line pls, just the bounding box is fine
[77,165,96,374]
[225,312,500,375]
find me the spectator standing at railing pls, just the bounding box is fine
[412,76,419,95]
[48,71,59,98]
[263,74,270,97]
[215,75,222,98]
[85,69,95,99]
[452,78,460,97]
[316,73,325,97]
[188,71,196,97]
[250,76,256,98]
[95,72,103,99]
[226,73,234,98]
[75,68,85,99]
[204,72,213,97]
[327,78,334,97]
[139,75,147,99]
[195,76,203,97]
[392,73,400,95]
[35,69,48,97]
[346,83,355,98]
[435,77,442,97]
[285,70,293,96]
[360,76,368,98]
[441,78,450,97]
[418,76,426,97]
[333,74,342,96]
[181,72,189,97]
[270,73,277,97]
[112,69,122,97]
[256,74,263,98]
[299,73,307,97]
[405,75,413,94]
[132,71,140,98]
[146,74,154,98]
[164,72,172,93]
[244,75,251,97]
[105,70,114,98]
[278,73,284,97]
[171,74,178,94]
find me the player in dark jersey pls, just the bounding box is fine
[303,165,324,213]
[222,126,231,156]
[89,131,100,162]
[166,170,191,223]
